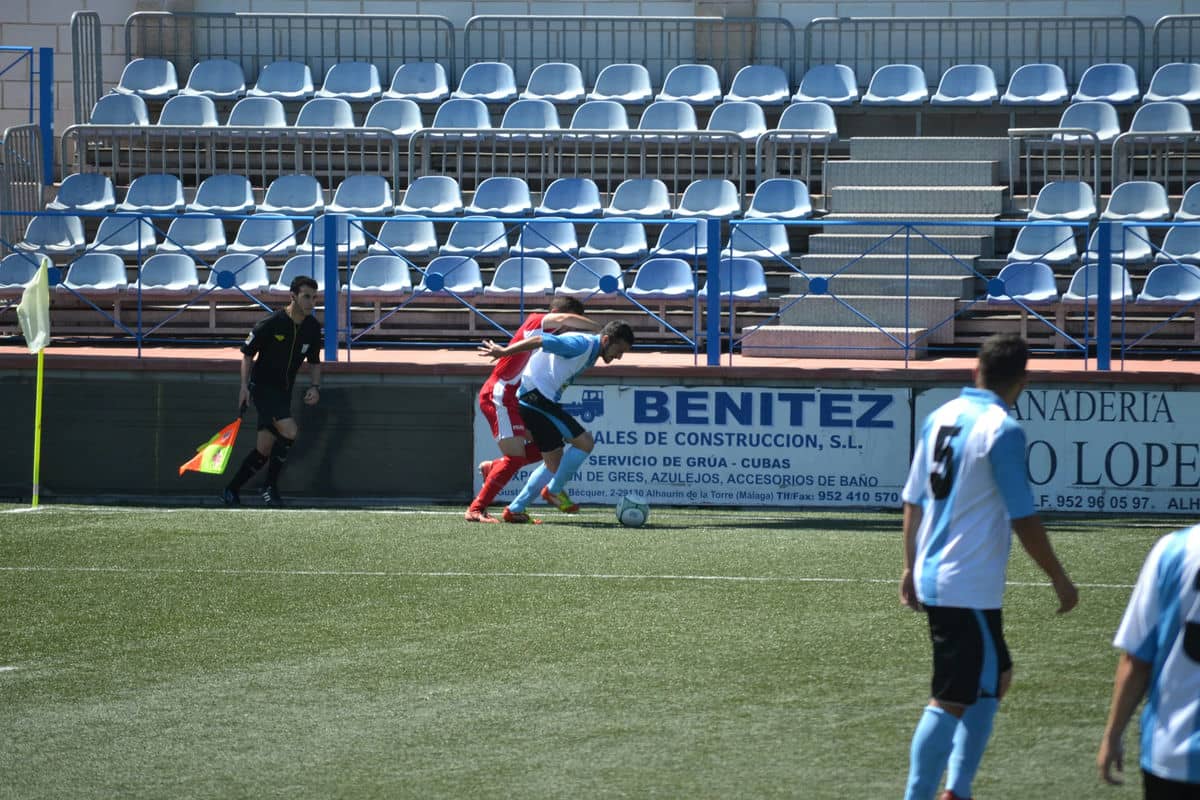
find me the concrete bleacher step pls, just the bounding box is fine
[821,213,1000,237]
[831,186,1008,215]
[798,253,981,276]
[807,232,993,258]
[776,294,957,343]
[849,137,1013,164]
[741,325,932,360]
[789,273,978,299]
[826,160,999,189]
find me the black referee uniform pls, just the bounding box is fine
[242,309,322,429]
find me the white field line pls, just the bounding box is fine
[0,564,1137,590]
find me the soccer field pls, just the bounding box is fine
[0,504,1173,798]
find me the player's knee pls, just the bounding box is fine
[498,437,526,458]
[573,431,595,452]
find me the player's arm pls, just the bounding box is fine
[1012,515,1078,614]
[900,501,923,611]
[238,353,253,413]
[1097,651,1152,785]
[304,363,321,406]
[479,334,543,360]
[543,312,602,333]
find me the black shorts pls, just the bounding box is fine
[1143,770,1200,799]
[517,388,585,453]
[251,382,293,431]
[924,605,1013,706]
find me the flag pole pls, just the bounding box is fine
[31,347,44,508]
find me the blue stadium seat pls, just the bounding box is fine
[417,255,484,295]
[1138,262,1200,302]
[1000,63,1069,106]
[579,218,648,260]
[1128,101,1194,135]
[363,98,422,136]
[117,174,185,214]
[793,64,859,106]
[500,98,560,131]
[1102,181,1171,222]
[188,174,255,216]
[157,94,218,126]
[158,214,227,258]
[1176,183,1200,222]
[1084,225,1153,265]
[59,252,128,294]
[557,256,624,297]
[179,59,246,100]
[345,254,413,297]
[296,214,367,256]
[1053,101,1121,144]
[452,62,518,104]
[587,64,653,105]
[1027,181,1096,221]
[89,216,158,257]
[652,220,701,258]
[776,101,838,143]
[1063,262,1133,302]
[259,174,325,216]
[987,261,1058,304]
[328,174,393,217]
[511,218,578,258]
[535,178,602,218]
[384,62,450,104]
[268,254,325,294]
[464,177,532,217]
[296,97,355,128]
[724,64,790,106]
[702,256,767,300]
[485,256,555,296]
[432,98,491,129]
[90,93,149,125]
[115,58,178,99]
[227,215,298,260]
[521,62,586,104]
[627,257,695,299]
[1144,63,1200,104]
[397,175,462,216]
[605,178,672,218]
[138,253,200,293]
[17,214,85,254]
[1008,224,1079,265]
[0,251,42,292]
[675,178,740,219]
[315,61,382,102]
[203,253,270,294]
[1072,63,1140,105]
[48,173,115,213]
[369,217,438,257]
[1155,226,1200,265]
[706,101,767,141]
[440,218,510,258]
[745,178,813,220]
[931,64,998,106]
[227,96,287,127]
[247,61,314,101]
[862,64,929,106]
[726,222,789,260]
[569,100,629,131]
[656,64,722,106]
[637,100,698,133]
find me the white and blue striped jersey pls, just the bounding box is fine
[1113,525,1200,784]
[518,332,602,402]
[902,387,1036,610]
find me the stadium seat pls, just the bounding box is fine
[511,218,579,258]
[1128,101,1194,135]
[557,256,624,297]
[1155,226,1200,265]
[295,97,355,128]
[535,178,602,218]
[637,100,698,133]
[1084,225,1153,265]
[89,215,158,256]
[328,174,393,217]
[203,253,270,294]
[1000,63,1069,106]
[1063,262,1133,302]
[431,98,491,129]
[397,175,462,216]
[724,64,790,106]
[440,218,510,258]
[115,58,178,99]
[48,173,115,213]
[1143,62,1200,104]
[227,96,287,127]
[384,62,450,104]
[702,256,767,300]
[117,174,185,214]
[268,254,325,294]
[315,61,382,102]
[0,251,42,291]
[1008,224,1079,265]
[500,98,560,131]
[605,178,672,218]
[17,214,85,254]
[656,64,723,106]
[158,214,227,258]
[138,253,200,293]
[793,64,859,105]
[416,255,484,295]
[579,218,648,260]
[776,101,838,143]
[652,220,701,258]
[1027,180,1096,221]
[345,254,413,297]
[188,174,255,216]
[464,177,532,217]
[363,98,422,136]
[90,93,149,125]
[1137,262,1200,302]
[452,62,518,103]
[706,101,768,141]
[1175,183,1200,221]
[931,64,998,106]
[587,63,653,105]
[627,257,695,299]
[862,64,929,106]
[746,178,813,220]
[485,256,555,296]
[569,100,629,131]
[1053,101,1121,144]
[1102,181,1171,222]
[59,252,128,294]
[156,94,218,126]
[247,60,314,101]
[1072,63,1140,105]
[369,217,438,257]
[726,221,789,260]
[521,62,586,104]
[987,261,1059,303]
[179,59,246,100]
[259,174,325,216]
[296,213,367,256]
[675,179,741,219]
[227,215,298,259]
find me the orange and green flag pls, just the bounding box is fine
[178,418,242,476]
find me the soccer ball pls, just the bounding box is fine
[615,493,649,527]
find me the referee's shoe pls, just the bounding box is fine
[261,485,284,508]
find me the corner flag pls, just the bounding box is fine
[16,256,50,353]
[179,418,243,476]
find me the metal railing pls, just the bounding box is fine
[70,12,102,127]
[1151,14,1200,69]
[1112,131,1200,198]
[1008,128,1102,213]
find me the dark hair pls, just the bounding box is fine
[977,333,1028,390]
[549,296,586,315]
[290,275,318,294]
[601,320,635,347]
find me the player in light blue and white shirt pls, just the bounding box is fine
[1099,524,1200,795]
[899,333,1078,800]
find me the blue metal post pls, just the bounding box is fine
[323,215,339,362]
[1096,221,1112,370]
[38,47,53,185]
[705,218,721,366]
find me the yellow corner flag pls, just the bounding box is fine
[16,256,50,353]
[179,418,243,476]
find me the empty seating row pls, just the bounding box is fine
[1007,224,1200,267]
[1043,100,1195,145]
[988,261,1200,304]
[1027,180,1198,223]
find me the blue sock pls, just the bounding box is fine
[904,705,960,800]
[508,463,552,513]
[946,697,998,798]
[546,446,589,494]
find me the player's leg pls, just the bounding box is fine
[544,429,593,496]
[468,392,533,521]
[944,610,1011,800]
[503,399,561,522]
[261,415,298,505]
[224,386,281,504]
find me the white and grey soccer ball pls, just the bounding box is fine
[615,493,649,527]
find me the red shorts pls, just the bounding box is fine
[479,381,527,441]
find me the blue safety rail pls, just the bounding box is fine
[0,46,54,183]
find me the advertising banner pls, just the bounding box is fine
[473,385,912,507]
[916,387,1200,514]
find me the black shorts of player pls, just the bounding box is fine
[1143,770,1200,799]
[925,605,1013,706]
[251,382,293,431]
[517,388,585,453]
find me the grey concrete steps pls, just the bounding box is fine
[826,160,998,188]
[820,213,1000,236]
[849,137,1013,165]
[807,232,993,257]
[776,294,957,340]
[742,325,932,360]
[788,273,978,299]
[798,253,981,276]
[831,186,1008,215]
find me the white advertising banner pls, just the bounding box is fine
[473,385,912,507]
[916,387,1200,514]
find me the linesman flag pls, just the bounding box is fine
[179,418,243,476]
[16,256,50,353]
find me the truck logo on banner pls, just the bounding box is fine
[473,385,912,507]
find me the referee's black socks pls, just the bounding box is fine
[227,449,269,492]
[265,436,294,489]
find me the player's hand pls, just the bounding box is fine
[1053,575,1079,614]
[303,386,319,406]
[1098,735,1125,784]
[899,569,922,611]
[477,339,504,360]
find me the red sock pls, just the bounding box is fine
[471,454,527,511]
